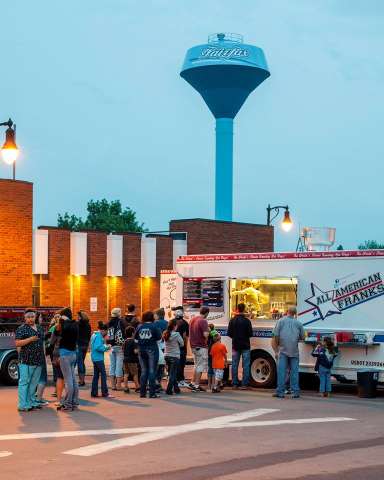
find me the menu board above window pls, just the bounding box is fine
[183,278,224,311]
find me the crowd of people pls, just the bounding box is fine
[14,302,335,412]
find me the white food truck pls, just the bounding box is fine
[162,249,384,388]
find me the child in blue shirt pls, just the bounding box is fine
[91,322,112,398]
[312,337,337,398]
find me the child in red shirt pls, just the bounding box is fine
[209,334,227,393]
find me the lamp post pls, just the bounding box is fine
[1,118,19,180]
[266,204,293,232]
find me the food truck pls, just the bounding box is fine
[167,249,384,387]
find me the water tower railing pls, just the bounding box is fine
[208,33,244,44]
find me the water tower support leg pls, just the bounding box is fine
[215,118,233,221]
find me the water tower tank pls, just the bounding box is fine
[180,33,270,221]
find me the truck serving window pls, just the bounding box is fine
[229,278,297,322]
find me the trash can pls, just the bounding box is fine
[357,369,379,398]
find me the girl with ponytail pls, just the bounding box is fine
[163,319,184,395]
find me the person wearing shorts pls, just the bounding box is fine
[189,306,210,392]
[107,308,125,391]
[210,334,228,393]
[207,324,218,391]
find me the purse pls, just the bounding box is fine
[114,322,125,346]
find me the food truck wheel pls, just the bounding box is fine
[0,353,19,385]
[250,351,276,388]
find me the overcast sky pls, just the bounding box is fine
[1,1,383,250]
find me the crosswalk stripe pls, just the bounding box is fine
[63,411,354,457]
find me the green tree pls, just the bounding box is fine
[58,199,145,233]
[336,244,344,250]
[358,240,384,250]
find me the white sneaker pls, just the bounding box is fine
[178,381,187,388]
[187,383,199,392]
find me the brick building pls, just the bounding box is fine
[0,180,274,329]
[0,179,33,306]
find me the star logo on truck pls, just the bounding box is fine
[305,283,341,321]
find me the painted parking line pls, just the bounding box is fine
[222,417,355,428]
[64,411,355,457]
[0,451,12,458]
[0,409,277,442]
[0,409,355,458]
[0,426,163,441]
[0,408,279,441]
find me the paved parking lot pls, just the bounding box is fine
[0,378,384,480]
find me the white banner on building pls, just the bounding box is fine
[90,297,98,312]
[160,270,181,319]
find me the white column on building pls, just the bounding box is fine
[141,236,157,277]
[70,232,87,275]
[107,234,123,276]
[172,239,187,270]
[32,229,49,274]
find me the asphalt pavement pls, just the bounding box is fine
[0,374,384,480]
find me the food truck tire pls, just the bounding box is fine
[250,351,276,388]
[0,352,19,385]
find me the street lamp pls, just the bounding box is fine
[1,118,19,180]
[266,204,293,232]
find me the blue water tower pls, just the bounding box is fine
[181,33,270,221]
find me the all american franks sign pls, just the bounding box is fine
[303,272,384,324]
[200,47,249,59]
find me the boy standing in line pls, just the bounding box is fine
[210,334,228,393]
[90,322,112,398]
[123,326,140,393]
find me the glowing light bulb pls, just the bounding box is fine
[1,147,18,165]
[281,209,293,232]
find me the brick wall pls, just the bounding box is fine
[0,180,32,306]
[39,229,146,329]
[40,228,70,308]
[169,218,274,254]
[0,179,276,328]
[74,232,108,326]
[37,220,273,331]
[109,234,142,323]
[147,235,173,312]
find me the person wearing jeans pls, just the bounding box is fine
[90,322,111,397]
[18,364,42,411]
[134,311,162,398]
[138,349,159,397]
[276,353,299,397]
[56,307,79,411]
[15,309,45,412]
[174,307,189,387]
[92,361,109,397]
[60,352,78,408]
[272,306,304,398]
[228,303,253,389]
[231,349,251,387]
[312,337,337,398]
[76,310,91,386]
[163,319,184,395]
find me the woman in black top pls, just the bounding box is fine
[57,307,79,411]
[77,310,91,386]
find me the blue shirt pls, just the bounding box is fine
[90,331,109,362]
[154,318,168,333]
[134,323,161,351]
